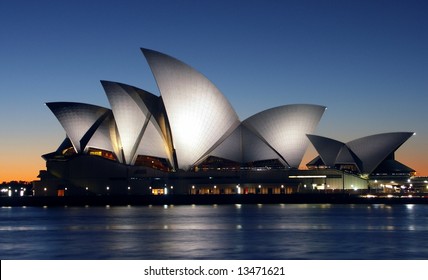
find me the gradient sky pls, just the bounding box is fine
[0,0,427,182]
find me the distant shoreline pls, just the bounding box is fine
[1,194,428,207]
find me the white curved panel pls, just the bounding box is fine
[209,125,243,163]
[85,113,117,155]
[346,132,414,174]
[46,102,110,153]
[142,48,240,170]
[133,115,170,163]
[242,125,283,164]
[307,134,345,166]
[244,104,326,168]
[102,81,150,164]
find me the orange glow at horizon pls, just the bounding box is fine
[299,145,428,178]
[1,145,428,183]
[0,157,45,183]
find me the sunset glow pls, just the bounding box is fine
[0,0,427,182]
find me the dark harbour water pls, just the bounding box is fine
[1,204,428,260]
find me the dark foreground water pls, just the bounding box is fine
[1,204,427,259]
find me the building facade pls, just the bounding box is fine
[33,48,415,196]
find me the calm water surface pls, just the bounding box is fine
[1,204,427,259]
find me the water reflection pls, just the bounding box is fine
[0,204,427,259]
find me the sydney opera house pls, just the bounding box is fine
[33,48,415,196]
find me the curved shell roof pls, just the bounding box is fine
[346,132,414,174]
[307,132,414,174]
[102,81,172,165]
[142,48,240,170]
[85,113,120,158]
[206,124,283,164]
[243,104,326,168]
[307,134,345,167]
[46,102,111,153]
[47,48,329,172]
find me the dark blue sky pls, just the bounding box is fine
[0,0,427,180]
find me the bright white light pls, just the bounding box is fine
[281,185,284,188]
[258,185,261,188]
[164,188,168,195]
[128,186,131,190]
[192,185,195,189]
[106,186,110,190]
[145,49,240,170]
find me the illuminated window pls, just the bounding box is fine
[89,150,102,156]
[151,189,164,195]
